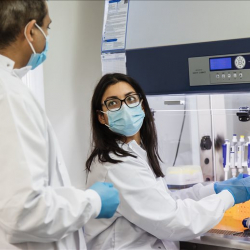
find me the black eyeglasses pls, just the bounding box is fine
[103,93,142,112]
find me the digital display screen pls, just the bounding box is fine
[210,57,232,71]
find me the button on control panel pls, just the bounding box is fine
[211,72,244,83]
[235,56,246,69]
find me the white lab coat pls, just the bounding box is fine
[0,54,101,250]
[85,140,234,250]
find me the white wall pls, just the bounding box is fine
[127,1,250,49]
[43,1,104,189]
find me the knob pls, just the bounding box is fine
[200,136,212,150]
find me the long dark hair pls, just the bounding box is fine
[86,73,164,177]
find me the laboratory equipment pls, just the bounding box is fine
[134,43,250,249]
[248,137,250,176]
[242,217,250,229]
[147,93,250,248]
[189,53,250,87]
[222,139,230,180]
[165,165,203,189]
[221,135,250,179]
[236,106,250,122]
[122,2,250,247]
[230,134,237,177]
[237,136,245,173]
[127,38,250,95]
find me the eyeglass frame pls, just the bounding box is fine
[101,93,142,112]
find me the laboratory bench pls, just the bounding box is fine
[180,229,250,250]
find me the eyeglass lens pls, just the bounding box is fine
[105,94,140,111]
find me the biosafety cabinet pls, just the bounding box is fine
[126,35,250,250]
[126,37,250,182]
[122,1,250,248]
[126,43,250,248]
[127,50,250,249]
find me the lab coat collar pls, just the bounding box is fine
[0,54,15,72]
[128,140,147,156]
[12,66,32,78]
[0,54,31,78]
[118,140,148,160]
[118,139,156,178]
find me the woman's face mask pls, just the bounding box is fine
[101,103,145,137]
[24,22,49,70]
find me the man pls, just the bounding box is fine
[0,1,119,249]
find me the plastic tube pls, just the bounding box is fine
[242,217,250,228]
[230,134,237,177]
[248,136,250,176]
[222,139,230,180]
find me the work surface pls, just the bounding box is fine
[186,230,250,250]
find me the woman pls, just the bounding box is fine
[84,73,250,250]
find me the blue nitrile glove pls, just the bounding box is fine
[214,174,250,204]
[89,182,120,219]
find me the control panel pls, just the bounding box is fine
[189,53,250,87]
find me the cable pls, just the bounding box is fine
[172,98,186,166]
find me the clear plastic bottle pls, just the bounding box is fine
[237,135,245,173]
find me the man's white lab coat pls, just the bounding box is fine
[0,54,101,250]
[85,140,234,250]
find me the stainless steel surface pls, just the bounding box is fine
[186,229,250,250]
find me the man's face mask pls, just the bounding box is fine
[24,22,49,70]
[101,103,145,137]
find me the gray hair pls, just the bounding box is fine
[0,0,47,49]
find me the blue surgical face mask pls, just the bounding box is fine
[24,23,49,70]
[102,103,145,137]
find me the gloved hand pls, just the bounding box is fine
[89,182,120,219]
[214,174,250,204]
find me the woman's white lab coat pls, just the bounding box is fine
[85,140,234,250]
[0,55,101,250]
